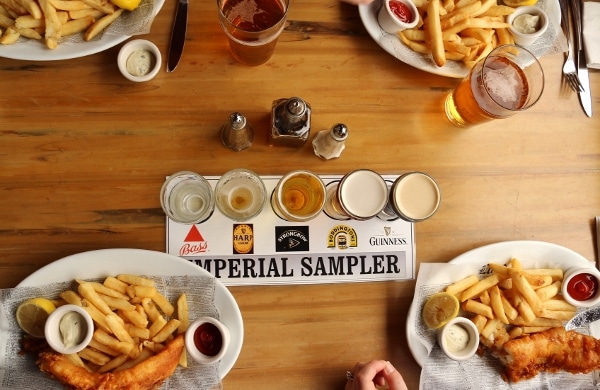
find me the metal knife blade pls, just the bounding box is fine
[565,306,600,331]
[570,0,593,117]
[166,0,188,72]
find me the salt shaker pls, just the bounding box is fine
[221,112,253,151]
[312,123,348,160]
[270,97,311,147]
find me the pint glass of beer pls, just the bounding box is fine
[444,45,544,127]
[217,0,289,66]
[271,170,326,222]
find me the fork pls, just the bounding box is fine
[559,0,584,93]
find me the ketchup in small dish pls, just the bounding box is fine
[185,317,231,364]
[194,322,223,356]
[567,273,598,301]
[562,267,600,308]
[389,0,413,23]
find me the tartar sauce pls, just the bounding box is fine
[59,311,87,348]
[445,324,470,353]
[512,14,541,34]
[126,48,154,77]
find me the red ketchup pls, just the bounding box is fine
[567,273,598,301]
[389,0,413,23]
[193,322,223,356]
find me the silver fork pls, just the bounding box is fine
[559,0,584,93]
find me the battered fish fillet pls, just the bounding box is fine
[37,334,184,390]
[500,327,600,382]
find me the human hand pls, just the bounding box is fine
[340,0,374,5]
[345,360,408,390]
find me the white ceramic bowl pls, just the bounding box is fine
[117,39,162,82]
[561,267,600,308]
[507,6,549,47]
[377,0,419,34]
[44,304,94,354]
[437,317,479,361]
[185,317,231,364]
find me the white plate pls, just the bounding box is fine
[0,0,164,61]
[358,0,561,78]
[17,248,243,378]
[406,240,591,366]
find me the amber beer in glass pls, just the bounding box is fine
[217,0,289,66]
[271,170,326,222]
[445,45,544,127]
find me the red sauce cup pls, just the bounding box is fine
[185,317,231,364]
[561,267,600,308]
[377,0,419,34]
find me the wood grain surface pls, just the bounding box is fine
[1,0,599,388]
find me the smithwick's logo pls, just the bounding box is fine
[179,225,208,256]
[327,225,357,250]
[233,224,254,254]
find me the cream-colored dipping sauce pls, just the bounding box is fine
[59,311,87,348]
[512,14,541,34]
[445,323,470,353]
[126,48,155,77]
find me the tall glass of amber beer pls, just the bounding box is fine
[217,0,289,66]
[444,45,544,127]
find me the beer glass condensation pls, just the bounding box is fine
[444,45,544,127]
[217,0,289,66]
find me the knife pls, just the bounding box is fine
[166,0,188,72]
[569,0,593,117]
[565,306,600,331]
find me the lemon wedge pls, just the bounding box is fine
[110,0,142,11]
[16,297,56,338]
[422,292,459,329]
[502,0,538,7]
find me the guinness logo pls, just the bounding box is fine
[327,225,357,250]
[233,224,254,254]
[275,226,309,252]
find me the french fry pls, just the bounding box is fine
[148,316,168,339]
[426,0,445,67]
[141,297,162,322]
[489,285,509,324]
[78,347,111,366]
[152,319,181,343]
[536,281,561,301]
[510,270,544,315]
[463,299,493,318]
[106,312,135,344]
[152,292,175,317]
[103,276,129,294]
[542,298,576,312]
[79,282,113,315]
[118,274,155,287]
[60,290,83,306]
[98,354,130,373]
[460,273,503,302]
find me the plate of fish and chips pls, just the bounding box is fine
[407,241,600,385]
[358,0,561,78]
[16,248,243,385]
[0,0,164,60]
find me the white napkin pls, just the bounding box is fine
[583,1,600,69]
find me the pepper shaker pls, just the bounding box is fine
[221,112,253,151]
[312,123,348,160]
[269,97,311,147]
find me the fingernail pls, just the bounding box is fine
[384,361,395,374]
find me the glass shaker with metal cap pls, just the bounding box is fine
[270,97,311,147]
[312,123,348,160]
[221,112,253,151]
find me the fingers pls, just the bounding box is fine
[381,361,408,390]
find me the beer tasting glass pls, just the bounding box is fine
[215,168,267,221]
[160,171,215,224]
[444,44,544,127]
[381,172,440,222]
[217,0,289,66]
[271,170,326,222]
[330,169,388,221]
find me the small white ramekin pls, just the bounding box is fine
[377,0,419,34]
[44,304,94,354]
[185,317,231,364]
[117,39,162,82]
[437,317,479,361]
[507,6,549,47]
[561,266,600,308]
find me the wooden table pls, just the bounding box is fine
[1,0,599,387]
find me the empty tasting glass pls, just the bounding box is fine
[381,172,441,222]
[160,171,215,224]
[271,170,326,222]
[215,168,267,221]
[444,44,544,127]
[328,169,388,221]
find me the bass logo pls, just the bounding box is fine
[179,225,208,256]
[275,226,309,252]
[233,224,254,254]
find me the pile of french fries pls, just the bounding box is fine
[56,274,189,372]
[445,258,576,350]
[0,0,125,49]
[398,0,516,68]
